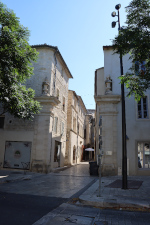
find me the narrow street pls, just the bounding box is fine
[1,163,150,225]
[0,162,96,225]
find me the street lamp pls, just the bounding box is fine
[111,4,128,189]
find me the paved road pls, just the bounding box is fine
[1,163,150,225]
[0,192,67,225]
[0,162,95,198]
[0,163,96,225]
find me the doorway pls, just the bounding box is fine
[73,145,76,164]
[54,141,61,167]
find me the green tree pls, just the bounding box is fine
[113,0,150,100]
[0,2,40,119]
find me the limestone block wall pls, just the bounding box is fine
[85,115,91,145]
[26,48,54,96]
[0,127,34,168]
[69,131,84,164]
[31,114,51,173]
[95,67,105,96]
[0,45,72,173]
[51,66,69,168]
[4,113,34,131]
[0,109,34,169]
[95,95,121,176]
[104,49,150,176]
[67,91,73,130]
[104,49,131,95]
[64,91,73,165]
[65,91,86,165]
[117,94,150,176]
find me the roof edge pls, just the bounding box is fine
[103,45,113,50]
[95,67,104,72]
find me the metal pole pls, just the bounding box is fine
[118,9,127,189]
[98,155,101,196]
[98,115,102,196]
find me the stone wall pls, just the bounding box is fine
[0,45,71,173]
[65,91,86,165]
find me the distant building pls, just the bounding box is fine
[86,109,95,149]
[95,45,150,176]
[65,90,87,165]
[83,109,95,161]
[0,44,73,173]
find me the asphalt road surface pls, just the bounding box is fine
[0,192,67,225]
[0,163,96,225]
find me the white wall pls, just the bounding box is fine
[103,48,150,175]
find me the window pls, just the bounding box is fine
[84,128,86,139]
[61,68,64,77]
[135,61,146,76]
[138,142,150,169]
[53,117,58,133]
[56,89,59,100]
[81,125,83,137]
[77,122,79,135]
[73,117,76,132]
[61,122,64,136]
[74,98,76,109]
[63,97,65,111]
[137,97,148,119]
[0,116,5,129]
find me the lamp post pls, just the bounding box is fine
[111,4,127,189]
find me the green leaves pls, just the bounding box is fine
[0,3,40,119]
[113,0,150,101]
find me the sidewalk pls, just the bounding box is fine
[0,169,41,183]
[0,166,71,184]
[79,175,150,212]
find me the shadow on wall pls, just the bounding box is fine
[31,134,66,173]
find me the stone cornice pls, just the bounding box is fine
[35,95,60,106]
[99,111,118,115]
[94,95,121,104]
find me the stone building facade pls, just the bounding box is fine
[0,44,73,173]
[95,45,150,176]
[86,109,95,149]
[85,109,95,160]
[65,90,87,165]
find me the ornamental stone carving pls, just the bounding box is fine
[42,77,50,96]
[105,76,112,94]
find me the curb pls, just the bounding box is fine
[79,196,150,212]
[0,175,32,184]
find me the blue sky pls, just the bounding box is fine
[2,0,130,109]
